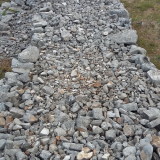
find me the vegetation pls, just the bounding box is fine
[0,59,12,79]
[121,0,160,69]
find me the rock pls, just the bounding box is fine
[103,84,109,93]
[0,139,6,150]
[110,8,129,18]
[92,108,104,120]
[77,151,93,160]
[110,30,138,44]
[0,117,5,127]
[63,142,83,151]
[40,128,50,136]
[125,154,136,160]
[148,118,160,128]
[123,124,134,136]
[0,103,6,111]
[151,136,160,148]
[140,144,153,160]
[76,116,91,130]
[129,45,146,55]
[123,146,136,157]
[60,27,72,41]
[101,152,110,160]
[63,155,71,160]
[147,70,160,84]
[142,108,160,121]
[42,86,54,95]
[23,113,38,124]
[0,22,10,31]
[15,150,27,160]
[54,127,67,136]
[18,46,39,63]
[120,102,138,112]
[49,144,58,153]
[105,129,116,141]
[40,150,52,159]
[92,126,103,134]
[10,108,25,118]
[71,102,80,112]
[71,69,78,77]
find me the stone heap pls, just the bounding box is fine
[0,0,160,160]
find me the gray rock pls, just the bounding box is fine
[110,9,129,18]
[105,129,116,141]
[60,27,72,41]
[0,139,6,150]
[148,118,160,128]
[123,146,136,157]
[40,150,52,160]
[76,116,91,130]
[125,154,136,160]
[10,108,25,118]
[54,127,67,136]
[130,45,146,55]
[15,151,27,160]
[120,102,138,112]
[92,108,104,120]
[40,128,49,136]
[103,84,109,93]
[0,103,6,111]
[63,142,83,151]
[71,102,80,112]
[110,30,138,44]
[142,108,160,121]
[0,22,10,31]
[18,46,39,63]
[140,143,153,160]
[42,86,54,95]
[92,126,103,134]
[147,69,160,84]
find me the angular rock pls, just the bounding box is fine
[147,70,160,84]
[140,144,153,160]
[42,86,54,95]
[60,27,72,41]
[92,108,104,120]
[110,30,138,44]
[10,108,25,118]
[105,129,116,141]
[120,102,138,112]
[18,46,39,63]
[123,146,136,157]
[40,150,52,159]
[0,139,6,150]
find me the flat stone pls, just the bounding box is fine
[10,108,25,118]
[92,108,104,120]
[110,30,138,44]
[18,46,39,63]
[148,118,160,128]
[142,108,160,121]
[120,102,138,112]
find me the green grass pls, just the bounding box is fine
[122,0,160,69]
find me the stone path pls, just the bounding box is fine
[0,0,160,160]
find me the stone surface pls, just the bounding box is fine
[18,46,39,63]
[110,30,138,44]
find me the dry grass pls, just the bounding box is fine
[121,0,160,69]
[0,58,12,79]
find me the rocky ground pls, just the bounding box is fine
[0,0,160,160]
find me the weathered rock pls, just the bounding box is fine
[105,129,116,141]
[92,108,104,120]
[110,30,138,44]
[18,46,39,63]
[10,108,25,118]
[147,69,160,84]
[123,146,136,157]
